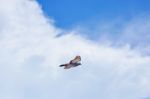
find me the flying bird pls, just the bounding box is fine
[59,55,81,69]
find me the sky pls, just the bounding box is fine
[37,0,150,40]
[0,0,150,99]
[37,0,150,28]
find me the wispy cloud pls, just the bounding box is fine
[0,0,150,99]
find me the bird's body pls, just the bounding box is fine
[60,55,81,69]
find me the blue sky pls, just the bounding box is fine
[37,0,150,29]
[0,0,150,99]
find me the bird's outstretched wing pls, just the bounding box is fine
[59,64,72,69]
[70,55,81,64]
[59,63,68,67]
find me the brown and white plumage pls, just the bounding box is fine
[60,55,81,69]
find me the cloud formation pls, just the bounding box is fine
[0,0,150,99]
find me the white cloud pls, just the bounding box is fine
[0,0,150,99]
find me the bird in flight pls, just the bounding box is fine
[59,55,81,69]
